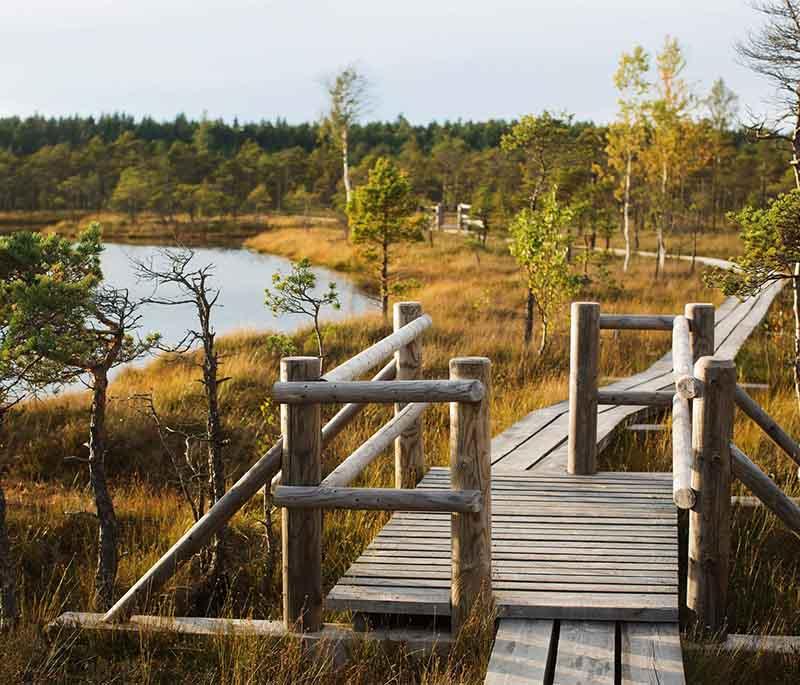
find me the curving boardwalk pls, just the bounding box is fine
[328,253,785,684]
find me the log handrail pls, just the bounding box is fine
[272,379,484,405]
[272,485,482,513]
[103,312,431,624]
[599,314,684,331]
[596,390,674,407]
[672,394,694,509]
[734,385,800,468]
[323,402,429,487]
[731,444,800,535]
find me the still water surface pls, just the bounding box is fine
[99,242,376,350]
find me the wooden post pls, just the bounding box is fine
[568,302,600,474]
[449,357,492,633]
[280,356,322,632]
[688,356,736,637]
[394,302,425,488]
[685,303,715,362]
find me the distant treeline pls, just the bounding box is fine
[0,113,510,157]
[0,112,792,230]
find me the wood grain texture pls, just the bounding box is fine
[688,357,735,635]
[449,356,493,632]
[273,485,482,513]
[484,619,556,684]
[621,622,686,684]
[281,357,323,632]
[671,395,695,509]
[596,391,674,407]
[568,302,600,474]
[553,620,615,684]
[272,379,484,405]
[599,314,676,331]
[394,302,425,488]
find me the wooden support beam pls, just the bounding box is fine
[672,394,695,509]
[449,357,492,633]
[281,357,323,632]
[685,303,715,362]
[596,390,674,407]
[688,356,736,638]
[272,380,484,405]
[568,302,600,475]
[734,385,800,468]
[673,315,701,400]
[323,315,432,382]
[394,302,425,489]
[51,612,453,655]
[272,486,482,513]
[322,402,429,488]
[730,444,800,535]
[599,314,676,331]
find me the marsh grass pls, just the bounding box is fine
[0,225,794,682]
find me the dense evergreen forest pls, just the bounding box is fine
[0,108,792,229]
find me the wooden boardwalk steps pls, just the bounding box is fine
[327,469,679,622]
[484,619,685,684]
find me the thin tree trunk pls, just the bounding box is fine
[381,240,389,320]
[524,289,534,346]
[0,481,17,630]
[342,127,351,240]
[538,317,548,356]
[623,154,632,271]
[793,265,800,415]
[89,369,118,610]
[202,329,226,578]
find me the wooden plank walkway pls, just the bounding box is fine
[484,619,685,684]
[327,469,679,622]
[327,278,783,683]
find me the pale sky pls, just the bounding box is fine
[0,0,774,125]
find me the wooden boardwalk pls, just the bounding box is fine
[328,470,678,622]
[326,279,784,683]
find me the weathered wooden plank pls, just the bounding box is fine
[553,620,616,684]
[484,619,555,685]
[272,379,484,405]
[621,622,686,684]
[599,314,676,331]
[345,565,676,583]
[273,485,481,513]
[337,576,676,593]
[354,554,676,571]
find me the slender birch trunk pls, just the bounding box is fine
[623,153,632,272]
[793,264,800,416]
[524,288,535,346]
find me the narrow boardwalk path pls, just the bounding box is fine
[328,254,784,684]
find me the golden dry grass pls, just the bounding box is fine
[1,223,797,682]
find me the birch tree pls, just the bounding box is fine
[606,46,650,271]
[324,66,371,210]
[643,37,693,277]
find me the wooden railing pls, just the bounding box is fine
[568,299,800,637]
[103,301,492,636]
[272,354,492,633]
[103,302,434,624]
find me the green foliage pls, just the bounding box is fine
[348,157,424,316]
[705,190,800,296]
[265,257,340,362]
[110,167,154,220]
[509,188,580,349]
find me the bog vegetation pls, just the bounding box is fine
[2,3,800,682]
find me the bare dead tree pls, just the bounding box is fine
[135,249,230,583]
[128,393,208,523]
[737,0,800,189]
